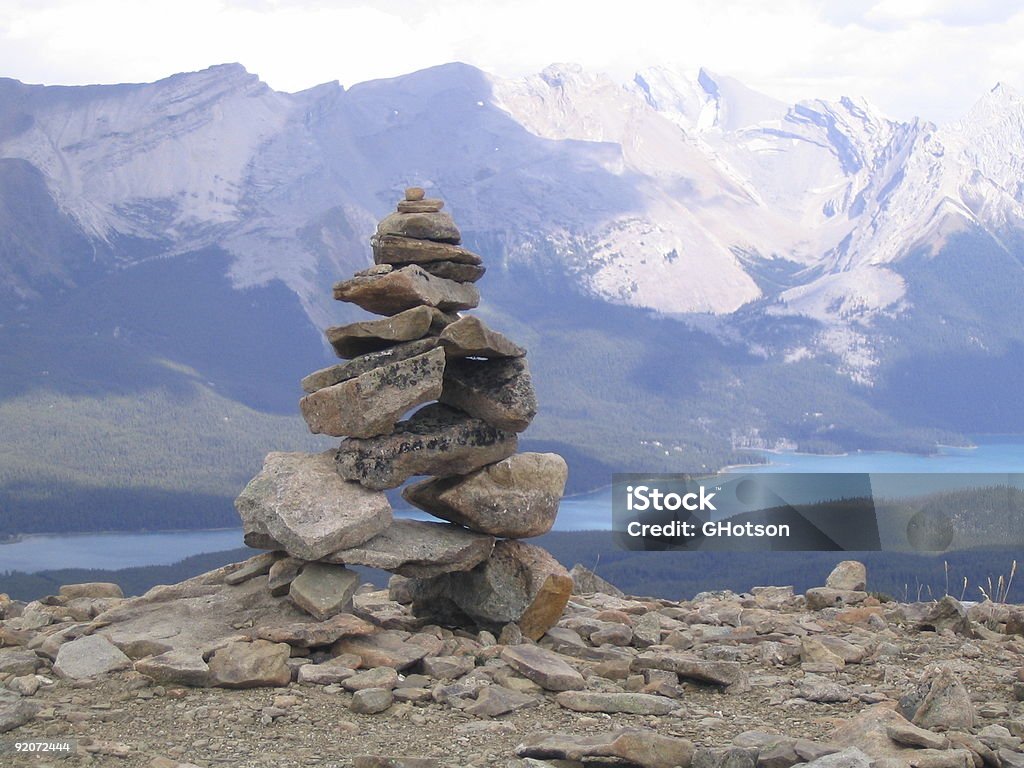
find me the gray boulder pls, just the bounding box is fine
[403,453,567,538]
[236,451,392,561]
[0,690,39,733]
[899,665,976,731]
[825,561,867,591]
[412,540,572,640]
[438,315,526,359]
[53,635,132,679]
[208,639,291,689]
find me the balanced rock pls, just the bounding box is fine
[438,315,525,359]
[333,265,479,315]
[376,211,461,244]
[419,261,486,283]
[322,519,495,578]
[397,198,444,213]
[236,451,392,561]
[288,563,360,621]
[439,356,537,432]
[300,347,445,438]
[336,403,518,490]
[412,539,572,639]
[303,338,440,393]
[325,306,448,359]
[372,234,482,266]
[403,453,567,538]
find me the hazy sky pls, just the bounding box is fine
[1,0,1021,123]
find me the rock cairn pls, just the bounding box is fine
[234,187,572,639]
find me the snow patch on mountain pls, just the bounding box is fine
[2,61,1024,380]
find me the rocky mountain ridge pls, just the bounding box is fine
[3,63,1023,337]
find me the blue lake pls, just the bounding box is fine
[3,436,1023,573]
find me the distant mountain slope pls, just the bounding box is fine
[1,62,1023,532]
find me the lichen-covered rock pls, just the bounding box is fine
[302,338,440,393]
[403,453,567,538]
[300,347,445,438]
[412,540,572,640]
[439,356,537,432]
[335,404,518,491]
[236,451,392,561]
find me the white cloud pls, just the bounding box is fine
[0,0,1021,123]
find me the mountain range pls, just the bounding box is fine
[2,61,1023,533]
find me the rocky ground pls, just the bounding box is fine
[2,560,1024,768]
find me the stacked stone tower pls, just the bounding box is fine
[235,188,572,640]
